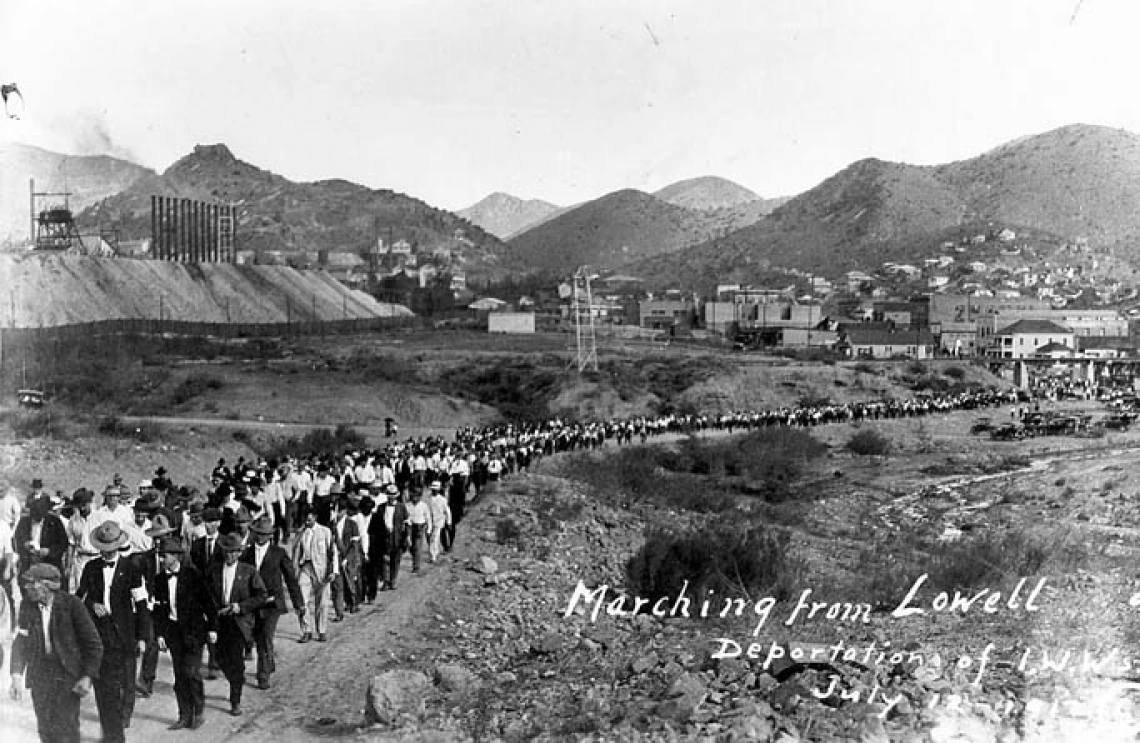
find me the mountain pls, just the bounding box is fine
[504,189,730,274]
[653,176,759,210]
[457,192,561,239]
[628,124,1140,289]
[0,143,153,243]
[77,144,508,272]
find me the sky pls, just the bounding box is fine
[2,0,1139,211]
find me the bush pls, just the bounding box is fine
[847,429,892,456]
[626,520,804,604]
[263,424,366,460]
[170,372,224,406]
[943,365,967,380]
[852,362,878,375]
[97,415,162,442]
[9,410,69,439]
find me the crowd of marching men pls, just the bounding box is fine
[0,384,1024,740]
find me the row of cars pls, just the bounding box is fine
[972,408,1134,440]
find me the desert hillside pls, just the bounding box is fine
[457,192,563,239]
[0,253,411,328]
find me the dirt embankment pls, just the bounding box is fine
[0,253,411,327]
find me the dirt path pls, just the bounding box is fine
[120,415,458,443]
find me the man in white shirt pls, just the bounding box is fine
[65,488,99,594]
[425,481,452,563]
[92,487,133,531]
[405,489,432,574]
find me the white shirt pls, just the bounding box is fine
[124,519,153,555]
[222,562,237,605]
[30,521,43,550]
[0,492,21,528]
[0,520,12,559]
[40,602,53,655]
[407,500,431,528]
[102,559,118,608]
[167,573,179,622]
[92,504,134,530]
[254,542,269,571]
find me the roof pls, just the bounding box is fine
[995,319,1071,335]
[1035,342,1073,354]
[468,297,507,311]
[844,328,936,346]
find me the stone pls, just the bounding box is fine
[534,632,564,655]
[631,652,660,674]
[655,672,707,721]
[434,663,481,696]
[364,670,431,725]
[475,556,499,575]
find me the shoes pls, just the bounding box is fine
[135,683,152,698]
[189,714,205,730]
[206,671,218,680]
[317,633,327,643]
[230,704,243,717]
[331,615,343,623]
[258,679,271,690]
[298,633,312,644]
[168,719,189,730]
[244,649,253,661]
[348,606,359,614]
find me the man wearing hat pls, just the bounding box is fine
[76,521,152,743]
[134,515,176,699]
[291,506,337,643]
[207,532,267,716]
[189,506,224,680]
[65,488,99,594]
[241,516,304,690]
[10,562,103,743]
[15,496,69,575]
[152,537,215,729]
[368,485,408,591]
[92,486,133,531]
[426,481,452,563]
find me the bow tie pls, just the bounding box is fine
[103,560,116,567]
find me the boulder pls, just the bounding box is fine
[364,670,431,725]
[474,556,499,575]
[433,663,481,697]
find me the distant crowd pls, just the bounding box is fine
[0,384,1022,740]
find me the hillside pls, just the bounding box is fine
[505,189,727,274]
[0,253,411,328]
[653,175,758,210]
[76,144,509,273]
[628,124,1140,288]
[457,192,561,239]
[0,143,153,244]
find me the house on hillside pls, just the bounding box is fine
[987,319,1075,360]
[640,297,696,331]
[839,328,935,359]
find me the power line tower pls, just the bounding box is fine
[572,266,598,373]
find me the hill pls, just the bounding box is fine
[504,189,727,274]
[652,175,759,210]
[457,192,561,239]
[0,143,153,244]
[76,144,509,274]
[0,253,411,328]
[629,124,1140,288]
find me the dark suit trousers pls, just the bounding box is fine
[385,543,403,589]
[31,670,82,743]
[94,649,135,743]
[167,628,205,721]
[140,637,159,687]
[363,553,380,601]
[253,611,280,682]
[216,620,247,706]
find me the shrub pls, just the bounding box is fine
[852,362,877,375]
[170,372,224,406]
[263,424,366,460]
[9,410,69,439]
[97,415,161,442]
[943,365,967,380]
[626,520,804,604]
[847,429,892,456]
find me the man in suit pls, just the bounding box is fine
[76,521,152,743]
[189,506,224,679]
[330,498,362,620]
[134,514,176,698]
[207,532,266,716]
[15,495,69,574]
[152,537,216,730]
[241,516,304,690]
[369,484,408,591]
[291,505,337,643]
[10,562,104,743]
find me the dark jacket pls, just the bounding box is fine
[11,590,103,688]
[14,514,69,571]
[189,534,224,575]
[207,561,267,643]
[76,556,153,652]
[153,563,216,646]
[240,543,302,617]
[368,503,407,558]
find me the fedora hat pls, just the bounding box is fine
[235,507,254,524]
[21,562,61,585]
[155,537,185,554]
[249,516,274,535]
[429,480,442,491]
[70,488,94,506]
[202,507,223,522]
[91,521,130,551]
[145,514,176,539]
[217,533,245,552]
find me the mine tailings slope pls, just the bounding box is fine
[0,253,412,327]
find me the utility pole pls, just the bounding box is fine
[572,266,598,373]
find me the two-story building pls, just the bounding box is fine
[987,319,1075,360]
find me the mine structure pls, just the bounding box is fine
[150,195,236,263]
[30,178,85,252]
